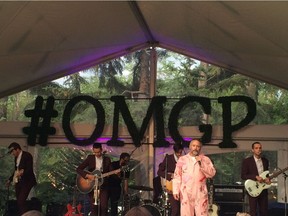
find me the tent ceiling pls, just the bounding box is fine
[1,1,288,98]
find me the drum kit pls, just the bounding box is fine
[123,184,171,216]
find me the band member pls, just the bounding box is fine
[76,143,112,216]
[108,152,130,216]
[6,142,37,215]
[157,143,183,216]
[241,141,270,216]
[173,139,216,216]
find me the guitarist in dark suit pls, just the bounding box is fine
[157,143,183,216]
[76,143,112,216]
[6,142,37,216]
[241,141,270,216]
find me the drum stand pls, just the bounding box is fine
[162,155,172,216]
[161,190,171,216]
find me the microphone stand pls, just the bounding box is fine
[164,154,168,191]
[121,171,130,216]
[121,171,126,216]
[163,154,169,216]
[93,179,100,216]
[283,172,288,216]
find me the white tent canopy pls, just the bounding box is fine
[1,1,288,204]
[1,1,288,98]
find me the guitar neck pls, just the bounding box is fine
[270,166,288,179]
[208,183,214,207]
[102,168,121,178]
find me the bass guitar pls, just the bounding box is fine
[76,165,129,194]
[208,179,219,216]
[245,166,288,197]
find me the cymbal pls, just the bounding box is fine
[128,185,153,191]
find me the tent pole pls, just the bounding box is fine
[148,47,157,198]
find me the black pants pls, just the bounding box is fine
[89,188,109,216]
[108,186,121,216]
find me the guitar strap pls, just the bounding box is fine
[16,150,23,167]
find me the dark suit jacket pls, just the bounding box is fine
[76,154,112,188]
[241,156,269,181]
[9,151,37,188]
[157,154,177,181]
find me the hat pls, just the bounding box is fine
[8,142,21,154]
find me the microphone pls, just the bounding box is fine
[196,155,201,166]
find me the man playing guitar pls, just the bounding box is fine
[157,143,183,216]
[76,143,112,216]
[241,142,270,216]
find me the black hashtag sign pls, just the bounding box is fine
[23,96,58,146]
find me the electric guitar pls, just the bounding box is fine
[76,165,129,194]
[65,187,82,216]
[13,168,24,185]
[208,179,219,216]
[245,166,288,197]
[160,175,173,193]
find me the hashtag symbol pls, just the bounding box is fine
[23,96,58,146]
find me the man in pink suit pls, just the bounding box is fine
[173,139,216,216]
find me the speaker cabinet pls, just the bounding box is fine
[214,185,244,202]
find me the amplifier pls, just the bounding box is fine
[214,185,244,202]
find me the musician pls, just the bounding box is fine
[5,142,37,215]
[76,143,112,216]
[173,139,216,216]
[157,143,183,216]
[108,152,130,216]
[241,141,270,216]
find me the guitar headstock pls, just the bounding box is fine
[121,165,130,172]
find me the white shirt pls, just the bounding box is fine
[254,156,264,174]
[95,156,103,171]
[16,150,23,168]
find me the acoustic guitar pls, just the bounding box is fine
[76,165,129,194]
[208,179,219,216]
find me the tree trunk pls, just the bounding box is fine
[138,50,150,98]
